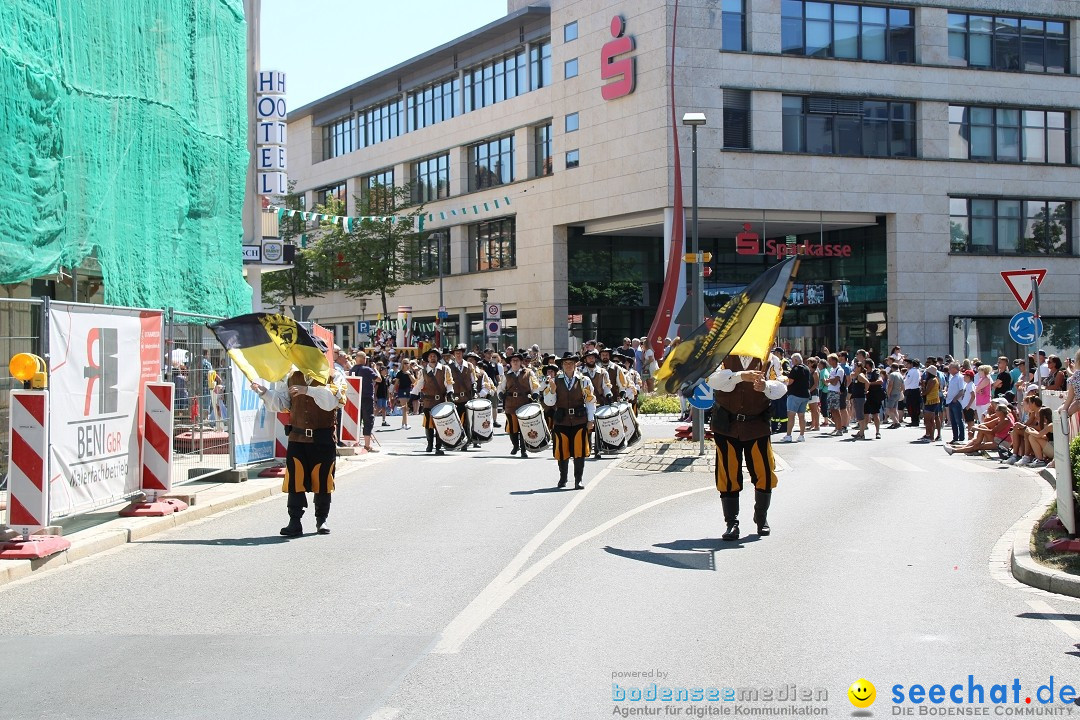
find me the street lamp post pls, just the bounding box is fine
[476,288,493,350]
[831,279,850,351]
[682,112,707,453]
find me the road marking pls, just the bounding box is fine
[433,472,710,654]
[938,458,996,474]
[1026,599,1080,641]
[812,457,859,472]
[364,708,400,720]
[486,459,521,465]
[870,456,923,472]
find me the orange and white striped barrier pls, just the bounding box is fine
[1,390,69,559]
[258,411,290,478]
[341,377,361,445]
[121,383,187,517]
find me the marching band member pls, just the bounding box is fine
[498,352,540,458]
[446,344,477,450]
[413,347,453,455]
[538,360,559,430]
[543,353,597,489]
[707,352,788,541]
[599,347,630,404]
[252,345,348,537]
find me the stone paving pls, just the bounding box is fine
[620,438,714,472]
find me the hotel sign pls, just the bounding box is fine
[256,70,288,196]
[601,16,635,100]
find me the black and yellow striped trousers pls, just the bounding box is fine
[714,435,777,495]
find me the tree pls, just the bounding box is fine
[260,183,331,307]
[314,183,432,316]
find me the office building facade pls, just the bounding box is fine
[285,0,1080,360]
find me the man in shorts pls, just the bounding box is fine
[781,353,811,442]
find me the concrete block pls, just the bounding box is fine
[126,515,178,542]
[0,559,32,586]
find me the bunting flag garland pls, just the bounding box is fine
[270,195,512,231]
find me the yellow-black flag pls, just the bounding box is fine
[208,313,330,384]
[654,257,799,395]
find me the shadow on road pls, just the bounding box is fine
[1017,612,1080,622]
[604,536,762,571]
[138,536,299,547]
[510,486,575,495]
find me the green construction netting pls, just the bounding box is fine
[0,0,252,315]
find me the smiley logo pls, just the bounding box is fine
[848,679,876,709]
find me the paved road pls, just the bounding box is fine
[1,419,1077,720]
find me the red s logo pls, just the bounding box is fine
[735,223,760,255]
[601,16,635,101]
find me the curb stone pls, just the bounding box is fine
[0,457,372,590]
[1009,468,1080,598]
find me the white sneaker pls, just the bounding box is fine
[1003,454,1020,465]
[1031,459,1049,468]
[796,435,805,442]
[780,435,793,443]
[1018,456,1035,466]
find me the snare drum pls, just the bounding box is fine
[595,405,625,451]
[617,401,641,447]
[465,398,494,443]
[431,402,467,450]
[516,403,551,450]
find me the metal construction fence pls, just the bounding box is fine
[1,298,261,527]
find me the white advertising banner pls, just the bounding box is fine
[48,304,163,518]
[230,361,275,465]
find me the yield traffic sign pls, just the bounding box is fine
[1000,269,1046,310]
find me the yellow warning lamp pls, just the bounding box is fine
[9,353,47,389]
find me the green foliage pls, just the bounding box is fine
[314,183,432,316]
[638,394,682,414]
[1070,433,1080,495]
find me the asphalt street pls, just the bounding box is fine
[1,417,1077,720]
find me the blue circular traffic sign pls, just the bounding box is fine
[1008,311,1043,346]
[688,380,714,410]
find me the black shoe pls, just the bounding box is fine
[557,477,568,488]
[426,445,433,453]
[316,521,330,535]
[473,443,481,449]
[721,521,740,541]
[279,519,303,537]
[521,450,528,459]
[493,422,502,428]
[435,449,446,456]
[574,479,584,490]
[510,446,519,456]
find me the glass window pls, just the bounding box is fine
[952,197,1072,255]
[470,135,515,191]
[722,0,746,51]
[564,21,578,43]
[412,154,450,204]
[358,97,402,148]
[949,105,1070,163]
[360,169,394,213]
[948,12,1069,73]
[322,115,356,160]
[464,49,530,112]
[417,231,450,279]
[781,1,915,63]
[534,123,553,177]
[565,58,579,79]
[406,76,458,132]
[565,112,579,133]
[566,149,580,169]
[723,89,751,150]
[470,217,516,271]
[316,182,347,208]
[782,95,915,157]
[530,39,552,90]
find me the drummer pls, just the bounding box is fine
[599,347,631,406]
[466,351,496,448]
[617,350,643,412]
[543,353,597,489]
[446,344,478,451]
[413,347,453,455]
[498,352,540,457]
